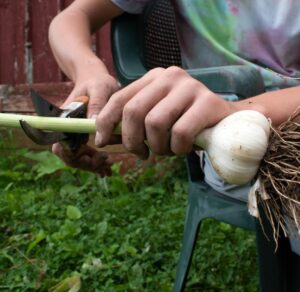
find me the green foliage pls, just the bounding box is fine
[0,148,258,291]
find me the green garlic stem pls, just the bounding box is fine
[0,113,205,148]
[0,113,121,135]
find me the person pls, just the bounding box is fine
[49,0,300,222]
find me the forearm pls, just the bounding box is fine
[48,0,123,82]
[49,10,106,81]
[233,86,300,126]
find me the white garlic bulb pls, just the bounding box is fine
[194,110,270,185]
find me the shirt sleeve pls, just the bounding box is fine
[111,0,152,14]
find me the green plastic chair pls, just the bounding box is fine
[110,1,300,291]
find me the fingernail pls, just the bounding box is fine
[95,132,103,146]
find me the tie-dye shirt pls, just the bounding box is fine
[112,0,300,89]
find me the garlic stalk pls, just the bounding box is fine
[0,113,98,134]
[0,110,270,185]
[194,110,270,185]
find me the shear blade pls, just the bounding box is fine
[19,120,67,145]
[30,89,63,117]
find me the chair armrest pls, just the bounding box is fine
[187,66,265,98]
[111,14,265,98]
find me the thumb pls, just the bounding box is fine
[87,93,109,119]
[61,89,80,108]
[87,81,121,119]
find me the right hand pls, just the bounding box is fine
[66,72,121,119]
[94,67,236,159]
[52,72,121,175]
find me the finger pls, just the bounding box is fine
[87,80,120,118]
[122,79,171,158]
[121,67,195,156]
[71,153,111,176]
[91,151,113,176]
[170,94,226,154]
[62,87,88,107]
[52,143,74,163]
[52,143,110,173]
[95,68,164,147]
[52,142,83,165]
[144,83,196,155]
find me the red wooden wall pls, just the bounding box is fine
[0,0,114,106]
[0,1,151,170]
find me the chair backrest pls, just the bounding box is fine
[141,0,182,69]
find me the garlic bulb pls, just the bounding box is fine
[194,110,270,185]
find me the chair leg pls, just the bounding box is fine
[286,247,300,291]
[174,204,202,292]
[255,210,288,292]
[257,217,300,292]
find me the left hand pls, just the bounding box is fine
[94,66,237,158]
[52,144,112,176]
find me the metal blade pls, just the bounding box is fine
[19,120,67,145]
[30,89,63,117]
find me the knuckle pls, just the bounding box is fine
[75,80,96,94]
[109,92,123,103]
[194,92,219,110]
[164,66,185,78]
[107,94,125,113]
[148,67,165,77]
[145,113,164,131]
[171,126,193,154]
[123,102,142,122]
[172,125,188,141]
[181,78,199,90]
[99,78,119,95]
[51,144,61,156]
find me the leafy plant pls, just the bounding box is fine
[0,148,258,291]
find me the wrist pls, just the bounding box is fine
[72,55,109,83]
[230,98,268,117]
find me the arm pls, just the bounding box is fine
[49,0,123,117]
[235,86,300,126]
[48,0,123,174]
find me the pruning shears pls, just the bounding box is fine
[20,89,89,151]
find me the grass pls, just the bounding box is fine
[0,142,258,291]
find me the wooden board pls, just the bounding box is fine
[0,0,27,84]
[0,1,140,171]
[0,0,114,85]
[0,82,72,113]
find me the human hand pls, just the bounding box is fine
[52,143,112,176]
[95,66,237,159]
[52,72,120,174]
[66,72,121,119]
